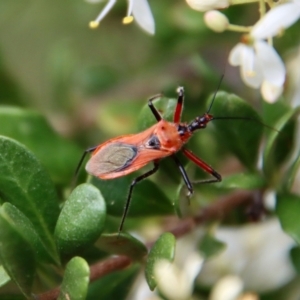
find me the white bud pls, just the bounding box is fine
[204,10,229,32]
[186,0,230,12]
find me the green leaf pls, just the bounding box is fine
[1,203,56,264]
[0,265,10,288]
[0,205,36,297]
[263,107,300,182]
[0,136,59,261]
[283,151,300,192]
[290,246,300,274]
[145,232,176,290]
[276,193,300,244]
[137,96,177,131]
[0,107,82,185]
[209,91,263,169]
[199,233,226,258]
[218,172,267,190]
[55,183,106,257]
[95,233,147,261]
[91,175,173,218]
[58,257,90,300]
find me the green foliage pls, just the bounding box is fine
[58,257,90,300]
[0,107,82,185]
[91,175,173,218]
[0,205,36,298]
[210,92,264,170]
[276,193,300,245]
[55,184,106,258]
[0,1,299,299]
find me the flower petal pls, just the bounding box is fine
[254,41,285,86]
[132,0,155,35]
[228,43,244,66]
[186,0,230,11]
[240,45,263,88]
[252,3,300,39]
[261,81,283,103]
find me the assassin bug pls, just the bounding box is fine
[75,81,260,233]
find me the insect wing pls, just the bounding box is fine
[86,142,138,178]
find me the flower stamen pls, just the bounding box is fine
[89,0,116,29]
[122,0,135,24]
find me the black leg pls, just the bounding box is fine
[73,146,98,187]
[119,161,160,233]
[148,94,163,121]
[171,154,193,196]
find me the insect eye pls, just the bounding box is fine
[146,135,161,149]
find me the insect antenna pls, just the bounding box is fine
[206,75,279,133]
[206,74,225,114]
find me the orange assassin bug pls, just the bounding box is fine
[75,81,257,233]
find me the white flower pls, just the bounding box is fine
[229,0,300,102]
[252,0,300,39]
[210,275,244,300]
[89,0,155,35]
[229,7,300,102]
[229,40,285,92]
[154,253,203,300]
[186,0,230,12]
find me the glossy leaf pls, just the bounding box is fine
[0,266,10,288]
[0,205,36,297]
[209,92,263,170]
[145,232,176,290]
[0,136,59,261]
[58,257,90,300]
[199,233,226,258]
[218,172,267,190]
[91,175,173,218]
[290,246,300,274]
[55,184,106,257]
[276,193,300,244]
[263,107,300,181]
[1,203,56,264]
[0,107,82,185]
[138,96,177,131]
[283,151,300,192]
[95,233,147,261]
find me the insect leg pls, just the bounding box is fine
[171,154,193,196]
[73,146,98,186]
[119,161,160,233]
[182,148,222,184]
[173,86,184,123]
[148,94,163,121]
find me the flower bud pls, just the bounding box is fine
[204,10,229,32]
